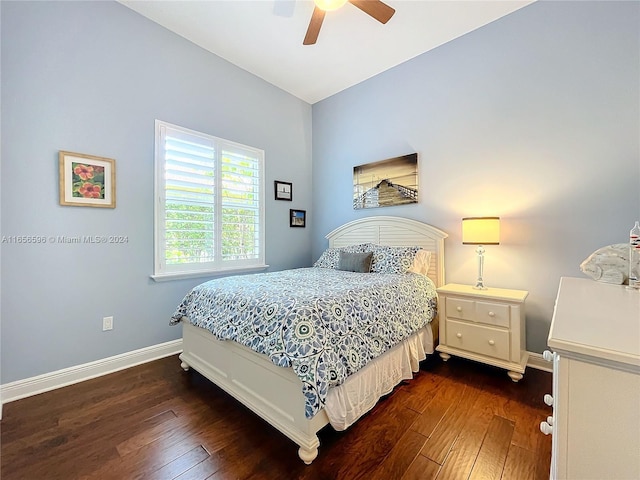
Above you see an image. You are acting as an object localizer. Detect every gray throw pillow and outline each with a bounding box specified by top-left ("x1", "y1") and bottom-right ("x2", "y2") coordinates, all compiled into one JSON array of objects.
[{"x1": 338, "y1": 251, "x2": 373, "y2": 273}]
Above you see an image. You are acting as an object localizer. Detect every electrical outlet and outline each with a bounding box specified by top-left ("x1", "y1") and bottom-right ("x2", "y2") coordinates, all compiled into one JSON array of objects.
[{"x1": 102, "y1": 316, "x2": 113, "y2": 331}]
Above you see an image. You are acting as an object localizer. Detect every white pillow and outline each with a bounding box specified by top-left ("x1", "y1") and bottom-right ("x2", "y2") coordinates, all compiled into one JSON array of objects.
[{"x1": 407, "y1": 249, "x2": 432, "y2": 275}]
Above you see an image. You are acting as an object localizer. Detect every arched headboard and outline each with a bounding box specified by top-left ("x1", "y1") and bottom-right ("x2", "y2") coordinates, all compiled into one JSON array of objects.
[{"x1": 326, "y1": 216, "x2": 448, "y2": 287}]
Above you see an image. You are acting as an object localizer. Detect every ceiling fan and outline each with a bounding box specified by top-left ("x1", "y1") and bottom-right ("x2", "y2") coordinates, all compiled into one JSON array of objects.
[{"x1": 303, "y1": 0, "x2": 396, "y2": 45}]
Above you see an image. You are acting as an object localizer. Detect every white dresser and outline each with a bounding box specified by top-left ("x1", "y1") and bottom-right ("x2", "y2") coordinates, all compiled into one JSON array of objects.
[{"x1": 543, "y1": 277, "x2": 640, "y2": 480}]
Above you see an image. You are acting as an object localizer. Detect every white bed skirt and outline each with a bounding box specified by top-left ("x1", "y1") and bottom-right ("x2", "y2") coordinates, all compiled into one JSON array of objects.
[{"x1": 325, "y1": 325, "x2": 433, "y2": 430}]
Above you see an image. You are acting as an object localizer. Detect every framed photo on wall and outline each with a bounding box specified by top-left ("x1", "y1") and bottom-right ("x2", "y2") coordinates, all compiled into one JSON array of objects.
[
  {"x1": 353, "y1": 153, "x2": 418, "y2": 209},
  {"x1": 290, "y1": 209, "x2": 306, "y2": 228},
  {"x1": 275, "y1": 180, "x2": 292, "y2": 201},
  {"x1": 59, "y1": 151, "x2": 116, "y2": 208}
]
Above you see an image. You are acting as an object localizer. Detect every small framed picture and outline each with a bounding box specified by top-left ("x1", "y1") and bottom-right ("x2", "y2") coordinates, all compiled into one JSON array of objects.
[
  {"x1": 290, "y1": 209, "x2": 306, "y2": 228},
  {"x1": 59, "y1": 151, "x2": 116, "y2": 208},
  {"x1": 275, "y1": 180, "x2": 292, "y2": 201}
]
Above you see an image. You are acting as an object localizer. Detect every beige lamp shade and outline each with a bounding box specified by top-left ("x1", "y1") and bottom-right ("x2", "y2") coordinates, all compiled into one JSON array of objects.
[{"x1": 462, "y1": 217, "x2": 500, "y2": 245}]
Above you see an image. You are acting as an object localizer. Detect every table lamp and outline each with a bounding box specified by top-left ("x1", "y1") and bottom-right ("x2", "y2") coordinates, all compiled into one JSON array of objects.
[{"x1": 462, "y1": 217, "x2": 500, "y2": 289}]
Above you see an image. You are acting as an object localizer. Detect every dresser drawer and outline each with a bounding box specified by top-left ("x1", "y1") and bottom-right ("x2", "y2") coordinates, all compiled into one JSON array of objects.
[
  {"x1": 445, "y1": 297, "x2": 510, "y2": 328},
  {"x1": 445, "y1": 319, "x2": 510, "y2": 361}
]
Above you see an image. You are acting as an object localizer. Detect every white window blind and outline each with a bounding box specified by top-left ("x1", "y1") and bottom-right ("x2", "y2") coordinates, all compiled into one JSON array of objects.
[{"x1": 153, "y1": 120, "x2": 265, "y2": 279}]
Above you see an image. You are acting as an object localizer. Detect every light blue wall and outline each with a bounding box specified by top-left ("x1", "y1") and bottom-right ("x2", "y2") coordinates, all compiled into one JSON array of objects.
[
  {"x1": 1, "y1": 1, "x2": 312, "y2": 383},
  {"x1": 311, "y1": 1, "x2": 640, "y2": 353},
  {"x1": 2, "y1": 0, "x2": 638, "y2": 384}
]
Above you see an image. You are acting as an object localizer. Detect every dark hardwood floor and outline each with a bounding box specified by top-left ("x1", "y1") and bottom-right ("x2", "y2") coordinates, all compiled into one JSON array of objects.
[{"x1": 1, "y1": 353, "x2": 552, "y2": 479}]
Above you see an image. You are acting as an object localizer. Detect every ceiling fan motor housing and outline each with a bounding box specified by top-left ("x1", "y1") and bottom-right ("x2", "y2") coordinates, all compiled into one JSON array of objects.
[{"x1": 304, "y1": 0, "x2": 396, "y2": 45}]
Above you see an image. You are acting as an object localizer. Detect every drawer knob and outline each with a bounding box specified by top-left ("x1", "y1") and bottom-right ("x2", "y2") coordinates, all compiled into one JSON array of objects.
[
  {"x1": 456, "y1": 306, "x2": 462, "y2": 312},
  {"x1": 456, "y1": 333, "x2": 462, "y2": 338},
  {"x1": 543, "y1": 350, "x2": 554, "y2": 362},
  {"x1": 488, "y1": 340, "x2": 495, "y2": 346},
  {"x1": 488, "y1": 311, "x2": 495, "y2": 317},
  {"x1": 543, "y1": 394, "x2": 554, "y2": 406},
  {"x1": 540, "y1": 421, "x2": 553, "y2": 435}
]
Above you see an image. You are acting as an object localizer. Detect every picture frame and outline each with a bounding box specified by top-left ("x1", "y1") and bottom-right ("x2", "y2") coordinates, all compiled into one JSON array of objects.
[
  {"x1": 59, "y1": 151, "x2": 116, "y2": 208},
  {"x1": 274, "y1": 180, "x2": 293, "y2": 201},
  {"x1": 289, "y1": 209, "x2": 306, "y2": 228},
  {"x1": 353, "y1": 153, "x2": 418, "y2": 209}
]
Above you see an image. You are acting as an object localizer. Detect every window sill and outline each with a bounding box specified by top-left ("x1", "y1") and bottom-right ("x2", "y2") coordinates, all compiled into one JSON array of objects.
[{"x1": 150, "y1": 264, "x2": 269, "y2": 282}]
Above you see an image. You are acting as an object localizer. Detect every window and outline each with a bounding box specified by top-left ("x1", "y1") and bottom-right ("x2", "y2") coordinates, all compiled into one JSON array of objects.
[{"x1": 153, "y1": 120, "x2": 265, "y2": 280}]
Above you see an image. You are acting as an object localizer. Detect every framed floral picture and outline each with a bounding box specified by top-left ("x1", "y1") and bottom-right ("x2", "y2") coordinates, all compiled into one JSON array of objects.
[{"x1": 59, "y1": 151, "x2": 116, "y2": 208}]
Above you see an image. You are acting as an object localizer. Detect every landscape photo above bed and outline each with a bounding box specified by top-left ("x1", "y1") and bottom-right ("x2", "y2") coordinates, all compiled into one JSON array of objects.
[{"x1": 353, "y1": 153, "x2": 418, "y2": 209}]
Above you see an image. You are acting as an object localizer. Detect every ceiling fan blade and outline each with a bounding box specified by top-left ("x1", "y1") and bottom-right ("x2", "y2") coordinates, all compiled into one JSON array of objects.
[
  {"x1": 303, "y1": 7, "x2": 326, "y2": 45},
  {"x1": 349, "y1": 0, "x2": 395, "y2": 24}
]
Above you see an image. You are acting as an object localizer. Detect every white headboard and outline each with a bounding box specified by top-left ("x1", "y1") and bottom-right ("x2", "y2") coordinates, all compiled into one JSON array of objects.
[{"x1": 326, "y1": 216, "x2": 448, "y2": 287}]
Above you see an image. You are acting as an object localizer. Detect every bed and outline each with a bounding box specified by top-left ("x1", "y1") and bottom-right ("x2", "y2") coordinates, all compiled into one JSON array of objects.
[{"x1": 172, "y1": 216, "x2": 448, "y2": 464}]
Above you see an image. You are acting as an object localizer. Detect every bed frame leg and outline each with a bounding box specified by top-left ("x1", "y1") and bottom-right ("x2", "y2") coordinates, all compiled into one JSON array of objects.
[
  {"x1": 298, "y1": 445, "x2": 318, "y2": 465},
  {"x1": 178, "y1": 352, "x2": 190, "y2": 371}
]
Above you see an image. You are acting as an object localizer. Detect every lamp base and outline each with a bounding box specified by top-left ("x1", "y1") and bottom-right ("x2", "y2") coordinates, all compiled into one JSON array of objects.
[{"x1": 474, "y1": 246, "x2": 487, "y2": 290}]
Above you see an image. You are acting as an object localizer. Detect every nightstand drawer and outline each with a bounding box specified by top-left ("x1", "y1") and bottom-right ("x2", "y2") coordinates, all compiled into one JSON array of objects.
[
  {"x1": 475, "y1": 301, "x2": 510, "y2": 328},
  {"x1": 445, "y1": 297, "x2": 510, "y2": 328},
  {"x1": 445, "y1": 319, "x2": 510, "y2": 361},
  {"x1": 445, "y1": 297, "x2": 476, "y2": 321}
]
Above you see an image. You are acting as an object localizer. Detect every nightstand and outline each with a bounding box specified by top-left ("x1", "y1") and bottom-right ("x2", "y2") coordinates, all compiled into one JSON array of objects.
[{"x1": 436, "y1": 283, "x2": 529, "y2": 382}]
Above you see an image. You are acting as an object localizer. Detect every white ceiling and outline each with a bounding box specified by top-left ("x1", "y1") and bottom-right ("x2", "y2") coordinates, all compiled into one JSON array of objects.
[{"x1": 119, "y1": 0, "x2": 534, "y2": 104}]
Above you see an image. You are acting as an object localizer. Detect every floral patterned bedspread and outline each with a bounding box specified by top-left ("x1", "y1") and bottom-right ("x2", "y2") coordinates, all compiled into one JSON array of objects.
[{"x1": 171, "y1": 267, "x2": 437, "y2": 419}]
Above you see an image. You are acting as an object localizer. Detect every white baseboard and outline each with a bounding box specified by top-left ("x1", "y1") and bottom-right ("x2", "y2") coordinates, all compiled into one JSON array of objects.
[
  {"x1": 1, "y1": 339, "x2": 183, "y2": 406},
  {"x1": 0, "y1": 343, "x2": 548, "y2": 415},
  {"x1": 526, "y1": 351, "x2": 553, "y2": 372}
]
